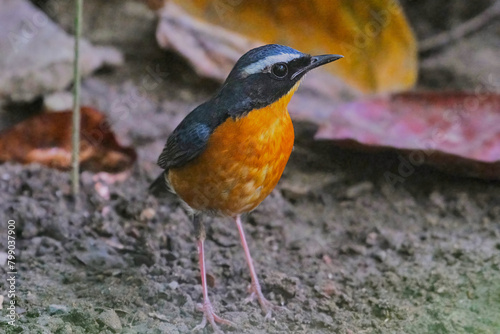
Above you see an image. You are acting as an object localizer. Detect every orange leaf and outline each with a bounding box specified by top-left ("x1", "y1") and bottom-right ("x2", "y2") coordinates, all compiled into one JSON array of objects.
[
  {"x1": 170, "y1": 0, "x2": 417, "y2": 94},
  {"x1": 0, "y1": 107, "x2": 136, "y2": 173}
]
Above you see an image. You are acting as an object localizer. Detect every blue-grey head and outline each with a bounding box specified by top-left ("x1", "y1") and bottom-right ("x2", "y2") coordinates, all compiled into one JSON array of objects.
[{"x1": 216, "y1": 44, "x2": 342, "y2": 112}]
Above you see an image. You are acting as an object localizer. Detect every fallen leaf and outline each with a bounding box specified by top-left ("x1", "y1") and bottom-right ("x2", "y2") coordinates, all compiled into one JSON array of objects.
[
  {"x1": 0, "y1": 107, "x2": 136, "y2": 173},
  {"x1": 315, "y1": 92, "x2": 500, "y2": 179},
  {"x1": 0, "y1": 0, "x2": 123, "y2": 103},
  {"x1": 153, "y1": 0, "x2": 417, "y2": 93},
  {"x1": 206, "y1": 273, "x2": 215, "y2": 288},
  {"x1": 155, "y1": 1, "x2": 259, "y2": 81}
]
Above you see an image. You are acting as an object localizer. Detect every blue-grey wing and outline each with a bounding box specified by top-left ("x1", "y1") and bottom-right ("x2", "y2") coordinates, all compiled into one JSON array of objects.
[{"x1": 157, "y1": 122, "x2": 211, "y2": 169}]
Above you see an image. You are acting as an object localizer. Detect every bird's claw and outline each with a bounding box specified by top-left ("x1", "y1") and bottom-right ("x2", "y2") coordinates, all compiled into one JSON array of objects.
[
  {"x1": 244, "y1": 284, "x2": 285, "y2": 320},
  {"x1": 193, "y1": 302, "x2": 235, "y2": 333},
  {"x1": 243, "y1": 291, "x2": 257, "y2": 304}
]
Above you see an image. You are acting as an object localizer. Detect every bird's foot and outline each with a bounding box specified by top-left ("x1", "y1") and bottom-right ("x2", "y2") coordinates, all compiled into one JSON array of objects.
[
  {"x1": 244, "y1": 284, "x2": 285, "y2": 320},
  {"x1": 193, "y1": 301, "x2": 235, "y2": 333}
]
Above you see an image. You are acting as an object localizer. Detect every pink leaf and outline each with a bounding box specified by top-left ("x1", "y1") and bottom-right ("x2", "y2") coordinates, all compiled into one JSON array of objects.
[{"x1": 315, "y1": 92, "x2": 500, "y2": 179}]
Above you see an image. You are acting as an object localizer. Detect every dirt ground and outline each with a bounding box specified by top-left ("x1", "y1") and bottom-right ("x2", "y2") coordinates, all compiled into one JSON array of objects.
[{"x1": 1, "y1": 1, "x2": 500, "y2": 333}]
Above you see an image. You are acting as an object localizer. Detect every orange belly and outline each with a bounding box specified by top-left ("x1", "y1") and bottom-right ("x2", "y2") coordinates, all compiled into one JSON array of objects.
[{"x1": 168, "y1": 92, "x2": 296, "y2": 216}]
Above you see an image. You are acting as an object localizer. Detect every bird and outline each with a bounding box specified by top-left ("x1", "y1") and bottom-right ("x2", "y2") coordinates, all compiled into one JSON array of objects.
[{"x1": 151, "y1": 44, "x2": 342, "y2": 333}]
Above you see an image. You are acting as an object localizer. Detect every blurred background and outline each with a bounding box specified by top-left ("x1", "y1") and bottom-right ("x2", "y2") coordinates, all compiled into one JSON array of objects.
[{"x1": 0, "y1": 1, "x2": 499, "y2": 333}]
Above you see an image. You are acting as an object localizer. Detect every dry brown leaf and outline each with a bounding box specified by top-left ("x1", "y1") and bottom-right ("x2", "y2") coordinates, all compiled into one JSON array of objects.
[
  {"x1": 0, "y1": 107, "x2": 136, "y2": 173},
  {"x1": 158, "y1": 0, "x2": 416, "y2": 94}
]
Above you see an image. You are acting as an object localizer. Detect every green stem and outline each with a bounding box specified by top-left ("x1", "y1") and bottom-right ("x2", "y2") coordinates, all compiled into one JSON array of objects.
[{"x1": 71, "y1": 0, "x2": 83, "y2": 196}]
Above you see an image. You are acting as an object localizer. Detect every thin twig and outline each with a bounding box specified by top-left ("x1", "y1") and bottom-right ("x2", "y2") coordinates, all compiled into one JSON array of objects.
[
  {"x1": 71, "y1": 0, "x2": 83, "y2": 196},
  {"x1": 419, "y1": 0, "x2": 500, "y2": 53}
]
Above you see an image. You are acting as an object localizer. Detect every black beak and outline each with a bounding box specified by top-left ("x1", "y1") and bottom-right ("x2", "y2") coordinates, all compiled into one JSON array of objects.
[{"x1": 291, "y1": 54, "x2": 343, "y2": 80}]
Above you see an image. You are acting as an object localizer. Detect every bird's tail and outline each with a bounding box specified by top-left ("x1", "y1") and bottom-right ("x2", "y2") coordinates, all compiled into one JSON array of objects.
[{"x1": 149, "y1": 172, "x2": 169, "y2": 196}]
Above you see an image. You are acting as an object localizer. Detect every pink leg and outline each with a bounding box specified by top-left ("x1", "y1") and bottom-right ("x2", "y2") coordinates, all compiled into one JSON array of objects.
[
  {"x1": 235, "y1": 215, "x2": 278, "y2": 319},
  {"x1": 193, "y1": 220, "x2": 235, "y2": 333}
]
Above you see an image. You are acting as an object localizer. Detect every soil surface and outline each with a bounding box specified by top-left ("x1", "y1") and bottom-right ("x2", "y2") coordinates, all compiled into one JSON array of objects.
[{"x1": 1, "y1": 1, "x2": 500, "y2": 333}]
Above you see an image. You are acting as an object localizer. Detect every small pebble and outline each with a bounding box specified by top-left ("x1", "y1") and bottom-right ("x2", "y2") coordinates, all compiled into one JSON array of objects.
[
  {"x1": 98, "y1": 309, "x2": 122, "y2": 333},
  {"x1": 48, "y1": 304, "x2": 68, "y2": 315},
  {"x1": 345, "y1": 181, "x2": 373, "y2": 199},
  {"x1": 366, "y1": 232, "x2": 378, "y2": 246},
  {"x1": 44, "y1": 91, "x2": 73, "y2": 111},
  {"x1": 168, "y1": 281, "x2": 179, "y2": 290},
  {"x1": 140, "y1": 208, "x2": 156, "y2": 220}
]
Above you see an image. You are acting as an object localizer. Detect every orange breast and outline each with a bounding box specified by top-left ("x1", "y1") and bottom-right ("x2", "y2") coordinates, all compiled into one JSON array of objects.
[{"x1": 168, "y1": 85, "x2": 298, "y2": 216}]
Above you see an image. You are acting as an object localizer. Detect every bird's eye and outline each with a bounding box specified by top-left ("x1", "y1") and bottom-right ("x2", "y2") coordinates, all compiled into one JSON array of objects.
[{"x1": 271, "y1": 63, "x2": 288, "y2": 78}]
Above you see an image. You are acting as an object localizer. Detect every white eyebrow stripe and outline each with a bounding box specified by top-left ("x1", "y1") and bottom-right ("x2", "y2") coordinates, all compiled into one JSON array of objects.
[{"x1": 242, "y1": 53, "x2": 302, "y2": 75}]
